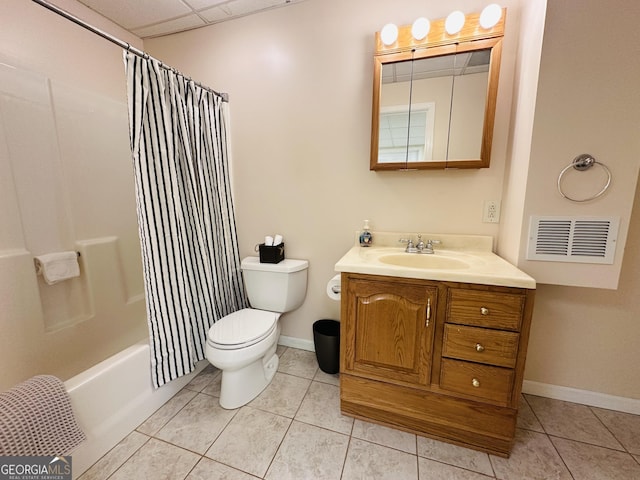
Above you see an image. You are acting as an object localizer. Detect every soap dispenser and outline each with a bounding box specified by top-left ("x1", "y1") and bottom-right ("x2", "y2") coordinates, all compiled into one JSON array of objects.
[{"x1": 359, "y1": 220, "x2": 373, "y2": 247}]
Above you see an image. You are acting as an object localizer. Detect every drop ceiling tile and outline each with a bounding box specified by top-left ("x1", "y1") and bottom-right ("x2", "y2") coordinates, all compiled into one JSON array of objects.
[
  {"x1": 77, "y1": 0, "x2": 192, "y2": 29},
  {"x1": 223, "y1": 0, "x2": 285, "y2": 16},
  {"x1": 198, "y1": 6, "x2": 233, "y2": 23},
  {"x1": 132, "y1": 14, "x2": 206, "y2": 38},
  {"x1": 183, "y1": 0, "x2": 230, "y2": 10}
]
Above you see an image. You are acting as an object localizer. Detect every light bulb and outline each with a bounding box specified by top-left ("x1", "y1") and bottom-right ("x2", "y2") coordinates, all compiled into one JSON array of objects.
[
  {"x1": 445, "y1": 10, "x2": 465, "y2": 35},
  {"x1": 480, "y1": 3, "x2": 502, "y2": 29},
  {"x1": 380, "y1": 23, "x2": 399, "y2": 46},
  {"x1": 411, "y1": 17, "x2": 431, "y2": 41}
]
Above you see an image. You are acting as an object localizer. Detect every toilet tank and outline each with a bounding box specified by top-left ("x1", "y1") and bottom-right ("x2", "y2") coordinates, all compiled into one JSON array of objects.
[{"x1": 241, "y1": 257, "x2": 309, "y2": 313}]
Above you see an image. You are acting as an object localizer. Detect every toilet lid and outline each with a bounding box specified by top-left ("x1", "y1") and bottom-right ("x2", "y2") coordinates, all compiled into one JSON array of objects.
[{"x1": 208, "y1": 308, "x2": 278, "y2": 348}]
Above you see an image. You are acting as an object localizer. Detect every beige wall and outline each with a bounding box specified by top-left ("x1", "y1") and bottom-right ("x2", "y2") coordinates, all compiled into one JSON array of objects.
[
  {"x1": 145, "y1": 0, "x2": 521, "y2": 346},
  {"x1": 0, "y1": 0, "x2": 147, "y2": 390},
  {"x1": 514, "y1": 0, "x2": 640, "y2": 290},
  {"x1": 513, "y1": 0, "x2": 640, "y2": 399},
  {"x1": 146, "y1": 0, "x2": 640, "y2": 402},
  {"x1": 2, "y1": 0, "x2": 638, "y2": 404}
]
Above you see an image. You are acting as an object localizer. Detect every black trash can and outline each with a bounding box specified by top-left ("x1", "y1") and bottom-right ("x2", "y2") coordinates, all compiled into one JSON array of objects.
[{"x1": 313, "y1": 319, "x2": 340, "y2": 374}]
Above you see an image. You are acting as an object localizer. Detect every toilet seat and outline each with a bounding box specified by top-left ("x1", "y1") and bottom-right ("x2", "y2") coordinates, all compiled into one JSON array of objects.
[{"x1": 207, "y1": 309, "x2": 278, "y2": 350}]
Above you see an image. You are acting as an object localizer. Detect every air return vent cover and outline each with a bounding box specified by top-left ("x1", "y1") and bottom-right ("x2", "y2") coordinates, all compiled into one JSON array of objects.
[{"x1": 527, "y1": 216, "x2": 619, "y2": 264}]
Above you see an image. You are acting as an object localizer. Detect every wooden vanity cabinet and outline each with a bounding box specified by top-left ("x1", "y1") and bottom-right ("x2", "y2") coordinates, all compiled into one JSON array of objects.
[{"x1": 340, "y1": 273, "x2": 535, "y2": 457}]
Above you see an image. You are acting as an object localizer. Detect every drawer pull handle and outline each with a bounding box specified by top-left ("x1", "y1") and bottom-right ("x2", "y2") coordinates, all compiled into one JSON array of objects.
[
  {"x1": 425, "y1": 298, "x2": 431, "y2": 327},
  {"x1": 480, "y1": 307, "x2": 489, "y2": 316},
  {"x1": 472, "y1": 378, "x2": 481, "y2": 388},
  {"x1": 475, "y1": 343, "x2": 485, "y2": 352}
]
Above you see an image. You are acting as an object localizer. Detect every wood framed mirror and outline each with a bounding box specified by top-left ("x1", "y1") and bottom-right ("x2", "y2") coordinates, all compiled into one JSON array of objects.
[{"x1": 370, "y1": 9, "x2": 505, "y2": 170}]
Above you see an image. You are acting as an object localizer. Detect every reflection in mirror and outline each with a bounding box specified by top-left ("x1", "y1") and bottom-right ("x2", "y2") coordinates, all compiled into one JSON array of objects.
[
  {"x1": 378, "y1": 104, "x2": 435, "y2": 163},
  {"x1": 378, "y1": 60, "x2": 413, "y2": 163},
  {"x1": 447, "y1": 48, "x2": 490, "y2": 160},
  {"x1": 370, "y1": 9, "x2": 505, "y2": 171}
]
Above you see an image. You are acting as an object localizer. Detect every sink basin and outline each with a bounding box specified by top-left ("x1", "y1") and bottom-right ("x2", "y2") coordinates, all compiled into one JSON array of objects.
[{"x1": 379, "y1": 254, "x2": 470, "y2": 270}]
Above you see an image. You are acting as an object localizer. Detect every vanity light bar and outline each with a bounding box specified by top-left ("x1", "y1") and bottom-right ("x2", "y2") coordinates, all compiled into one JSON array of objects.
[{"x1": 376, "y1": 4, "x2": 504, "y2": 53}]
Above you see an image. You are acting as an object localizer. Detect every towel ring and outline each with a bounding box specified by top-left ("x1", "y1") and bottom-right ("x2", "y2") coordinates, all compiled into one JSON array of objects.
[{"x1": 557, "y1": 154, "x2": 611, "y2": 202}]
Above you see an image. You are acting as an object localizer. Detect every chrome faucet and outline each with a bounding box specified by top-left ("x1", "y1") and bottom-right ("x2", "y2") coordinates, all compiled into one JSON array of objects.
[
  {"x1": 401, "y1": 234, "x2": 441, "y2": 254},
  {"x1": 399, "y1": 237, "x2": 418, "y2": 253},
  {"x1": 398, "y1": 234, "x2": 440, "y2": 253},
  {"x1": 418, "y1": 239, "x2": 440, "y2": 254}
]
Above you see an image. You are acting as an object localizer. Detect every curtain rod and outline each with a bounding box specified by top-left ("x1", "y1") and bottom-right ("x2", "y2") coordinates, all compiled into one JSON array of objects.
[{"x1": 31, "y1": 0, "x2": 229, "y2": 102}]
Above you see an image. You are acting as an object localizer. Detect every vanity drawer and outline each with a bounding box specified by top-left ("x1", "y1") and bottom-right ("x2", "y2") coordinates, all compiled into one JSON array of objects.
[
  {"x1": 440, "y1": 358, "x2": 514, "y2": 405},
  {"x1": 448, "y1": 289, "x2": 524, "y2": 331},
  {"x1": 442, "y1": 324, "x2": 519, "y2": 368}
]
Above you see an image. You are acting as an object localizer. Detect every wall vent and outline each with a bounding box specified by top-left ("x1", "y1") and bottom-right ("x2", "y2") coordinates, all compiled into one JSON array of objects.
[{"x1": 527, "y1": 216, "x2": 619, "y2": 264}]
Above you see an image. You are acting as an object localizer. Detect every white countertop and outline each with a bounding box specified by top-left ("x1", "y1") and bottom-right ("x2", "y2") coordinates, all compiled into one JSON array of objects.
[{"x1": 334, "y1": 232, "x2": 536, "y2": 289}]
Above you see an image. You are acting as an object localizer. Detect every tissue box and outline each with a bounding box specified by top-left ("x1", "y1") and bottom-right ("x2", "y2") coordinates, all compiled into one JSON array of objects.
[{"x1": 259, "y1": 243, "x2": 285, "y2": 264}]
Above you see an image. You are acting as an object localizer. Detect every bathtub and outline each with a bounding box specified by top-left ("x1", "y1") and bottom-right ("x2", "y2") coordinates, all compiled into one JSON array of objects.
[{"x1": 65, "y1": 340, "x2": 207, "y2": 478}]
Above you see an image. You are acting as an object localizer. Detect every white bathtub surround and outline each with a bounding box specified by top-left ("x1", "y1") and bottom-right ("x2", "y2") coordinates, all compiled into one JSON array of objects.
[
  {"x1": 65, "y1": 341, "x2": 206, "y2": 478},
  {"x1": 124, "y1": 53, "x2": 247, "y2": 388}
]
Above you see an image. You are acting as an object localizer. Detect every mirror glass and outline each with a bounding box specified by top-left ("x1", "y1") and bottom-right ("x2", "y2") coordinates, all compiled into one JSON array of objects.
[{"x1": 370, "y1": 15, "x2": 504, "y2": 171}]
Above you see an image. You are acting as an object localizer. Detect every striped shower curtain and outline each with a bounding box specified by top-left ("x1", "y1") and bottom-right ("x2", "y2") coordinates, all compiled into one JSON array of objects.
[{"x1": 124, "y1": 52, "x2": 248, "y2": 388}]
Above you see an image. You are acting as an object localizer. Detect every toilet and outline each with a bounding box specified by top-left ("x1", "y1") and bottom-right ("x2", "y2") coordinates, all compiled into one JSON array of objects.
[{"x1": 205, "y1": 256, "x2": 309, "y2": 409}]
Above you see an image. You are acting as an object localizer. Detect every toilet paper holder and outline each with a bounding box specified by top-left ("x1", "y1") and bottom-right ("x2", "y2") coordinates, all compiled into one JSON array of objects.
[{"x1": 326, "y1": 274, "x2": 342, "y2": 301}]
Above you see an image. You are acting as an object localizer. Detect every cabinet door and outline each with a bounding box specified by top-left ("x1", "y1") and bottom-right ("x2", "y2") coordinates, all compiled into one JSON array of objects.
[{"x1": 344, "y1": 277, "x2": 436, "y2": 386}]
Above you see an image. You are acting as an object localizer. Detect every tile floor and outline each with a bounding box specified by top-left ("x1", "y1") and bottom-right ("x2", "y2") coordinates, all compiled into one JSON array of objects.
[{"x1": 80, "y1": 347, "x2": 640, "y2": 480}]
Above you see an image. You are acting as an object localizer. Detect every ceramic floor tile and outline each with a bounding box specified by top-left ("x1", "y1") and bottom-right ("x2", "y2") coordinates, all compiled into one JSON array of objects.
[
  {"x1": 185, "y1": 364, "x2": 220, "y2": 392},
  {"x1": 248, "y1": 372, "x2": 311, "y2": 418},
  {"x1": 342, "y1": 437, "x2": 419, "y2": 480},
  {"x1": 591, "y1": 406, "x2": 640, "y2": 455},
  {"x1": 186, "y1": 457, "x2": 259, "y2": 479},
  {"x1": 201, "y1": 372, "x2": 222, "y2": 398},
  {"x1": 264, "y1": 420, "x2": 349, "y2": 480},
  {"x1": 418, "y1": 457, "x2": 495, "y2": 479},
  {"x1": 417, "y1": 436, "x2": 493, "y2": 476},
  {"x1": 79, "y1": 347, "x2": 640, "y2": 480},
  {"x1": 525, "y1": 395, "x2": 624, "y2": 450},
  {"x1": 294, "y1": 381, "x2": 353, "y2": 434},
  {"x1": 516, "y1": 395, "x2": 544, "y2": 433},
  {"x1": 108, "y1": 438, "x2": 200, "y2": 480},
  {"x1": 313, "y1": 368, "x2": 340, "y2": 386},
  {"x1": 155, "y1": 393, "x2": 237, "y2": 454},
  {"x1": 551, "y1": 436, "x2": 640, "y2": 480},
  {"x1": 205, "y1": 406, "x2": 291, "y2": 477},
  {"x1": 352, "y1": 419, "x2": 417, "y2": 454},
  {"x1": 79, "y1": 431, "x2": 149, "y2": 480},
  {"x1": 277, "y1": 348, "x2": 319, "y2": 379},
  {"x1": 489, "y1": 428, "x2": 572, "y2": 480},
  {"x1": 136, "y1": 388, "x2": 198, "y2": 435}
]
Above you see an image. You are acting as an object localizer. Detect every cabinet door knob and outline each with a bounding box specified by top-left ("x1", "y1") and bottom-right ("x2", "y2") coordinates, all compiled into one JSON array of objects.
[
  {"x1": 480, "y1": 307, "x2": 489, "y2": 315},
  {"x1": 475, "y1": 343, "x2": 485, "y2": 352},
  {"x1": 472, "y1": 378, "x2": 481, "y2": 388}
]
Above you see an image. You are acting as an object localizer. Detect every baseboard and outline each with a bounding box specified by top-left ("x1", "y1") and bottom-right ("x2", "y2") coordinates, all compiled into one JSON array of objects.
[
  {"x1": 522, "y1": 380, "x2": 640, "y2": 415},
  {"x1": 278, "y1": 335, "x2": 315, "y2": 352}
]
